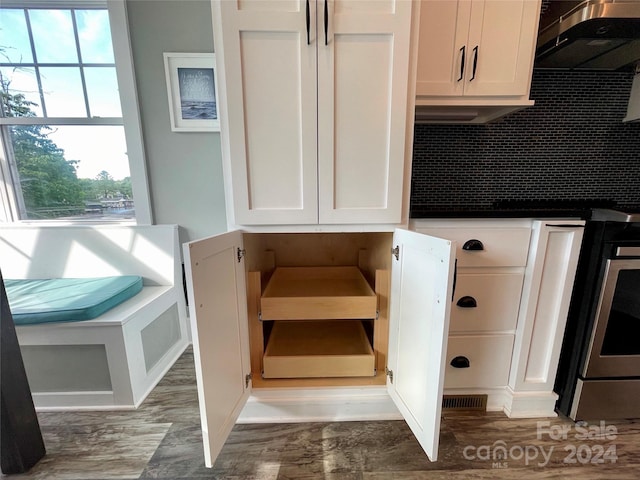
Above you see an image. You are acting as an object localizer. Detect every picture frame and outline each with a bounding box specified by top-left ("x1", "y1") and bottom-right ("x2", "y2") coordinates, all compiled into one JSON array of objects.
[{"x1": 163, "y1": 52, "x2": 220, "y2": 132}]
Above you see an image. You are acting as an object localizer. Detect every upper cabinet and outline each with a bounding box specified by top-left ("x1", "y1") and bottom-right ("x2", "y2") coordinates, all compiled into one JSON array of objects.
[
  {"x1": 212, "y1": 0, "x2": 413, "y2": 227},
  {"x1": 415, "y1": 0, "x2": 541, "y2": 123}
]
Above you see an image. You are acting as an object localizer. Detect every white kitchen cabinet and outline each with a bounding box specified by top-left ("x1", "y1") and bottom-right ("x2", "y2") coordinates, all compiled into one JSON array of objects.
[
  {"x1": 212, "y1": 0, "x2": 413, "y2": 226},
  {"x1": 184, "y1": 218, "x2": 584, "y2": 467},
  {"x1": 506, "y1": 220, "x2": 585, "y2": 417},
  {"x1": 415, "y1": 0, "x2": 541, "y2": 122},
  {"x1": 184, "y1": 229, "x2": 455, "y2": 466},
  {"x1": 412, "y1": 219, "x2": 531, "y2": 410},
  {"x1": 411, "y1": 218, "x2": 585, "y2": 416}
]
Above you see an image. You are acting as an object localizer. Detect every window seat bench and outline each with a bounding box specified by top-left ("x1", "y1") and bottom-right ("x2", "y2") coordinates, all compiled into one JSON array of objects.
[{"x1": 0, "y1": 225, "x2": 189, "y2": 411}]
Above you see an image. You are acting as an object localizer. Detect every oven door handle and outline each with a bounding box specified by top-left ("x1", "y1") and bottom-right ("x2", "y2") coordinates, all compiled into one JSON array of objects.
[{"x1": 545, "y1": 224, "x2": 586, "y2": 228}]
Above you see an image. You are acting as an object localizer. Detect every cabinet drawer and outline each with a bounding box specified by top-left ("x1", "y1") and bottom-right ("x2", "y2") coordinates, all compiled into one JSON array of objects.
[
  {"x1": 413, "y1": 227, "x2": 531, "y2": 267},
  {"x1": 263, "y1": 320, "x2": 375, "y2": 379},
  {"x1": 444, "y1": 335, "x2": 514, "y2": 388},
  {"x1": 450, "y1": 273, "x2": 524, "y2": 333},
  {"x1": 261, "y1": 266, "x2": 377, "y2": 320}
]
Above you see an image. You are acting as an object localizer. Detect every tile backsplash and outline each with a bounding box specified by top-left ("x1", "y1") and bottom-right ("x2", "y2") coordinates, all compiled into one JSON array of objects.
[{"x1": 411, "y1": 70, "x2": 640, "y2": 213}]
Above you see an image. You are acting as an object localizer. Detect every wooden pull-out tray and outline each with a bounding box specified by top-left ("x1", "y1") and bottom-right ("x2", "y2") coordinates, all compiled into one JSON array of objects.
[
  {"x1": 260, "y1": 266, "x2": 377, "y2": 320},
  {"x1": 263, "y1": 320, "x2": 375, "y2": 379}
]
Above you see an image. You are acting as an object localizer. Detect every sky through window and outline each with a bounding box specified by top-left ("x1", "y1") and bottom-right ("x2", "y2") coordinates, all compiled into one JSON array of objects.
[{"x1": 0, "y1": 7, "x2": 129, "y2": 180}]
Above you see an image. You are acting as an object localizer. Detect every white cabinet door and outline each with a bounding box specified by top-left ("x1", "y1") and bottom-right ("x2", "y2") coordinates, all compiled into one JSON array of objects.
[
  {"x1": 317, "y1": 0, "x2": 412, "y2": 224},
  {"x1": 387, "y1": 228, "x2": 456, "y2": 461},
  {"x1": 183, "y1": 230, "x2": 251, "y2": 467},
  {"x1": 416, "y1": 0, "x2": 539, "y2": 98},
  {"x1": 415, "y1": 0, "x2": 471, "y2": 97},
  {"x1": 464, "y1": 0, "x2": 540, "y2": 96},
  {"x1": 215, "y1": 0, "x2": 411, "y2": 226},
  {"x1": 215, "y1": 1, "x2": 318, "y2": 225}
]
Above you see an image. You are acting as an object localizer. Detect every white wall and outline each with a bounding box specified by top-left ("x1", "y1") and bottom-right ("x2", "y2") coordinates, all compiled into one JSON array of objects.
[{"x1": 126, "y1": 0, "x2": 227, "y2": 243}]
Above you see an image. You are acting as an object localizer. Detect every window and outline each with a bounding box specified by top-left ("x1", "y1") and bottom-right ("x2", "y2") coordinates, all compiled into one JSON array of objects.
[{"x1": 0, "y1": 0, "x2": 150, "y2": 223}]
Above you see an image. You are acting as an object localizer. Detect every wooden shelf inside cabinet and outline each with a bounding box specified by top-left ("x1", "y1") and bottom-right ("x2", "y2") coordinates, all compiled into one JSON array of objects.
[
  {"x1": 260, "y1": 266, "x2": 377, "y2": 320},
  {"x1": 263, "y1": 320, "x2": 376, "y2": 379}
]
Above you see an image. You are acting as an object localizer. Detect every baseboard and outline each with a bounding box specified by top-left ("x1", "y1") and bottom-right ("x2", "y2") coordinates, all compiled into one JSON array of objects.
[
  {"x1": 237, "y1": 386, "x2": 402, "y2": 423},
  {"x1": 502, "y1": 387, "x2": 559, "y2": 418},
  {"x1": 33, "y1": 391, "x2": 133, "y2": 412},
  {"x1": 237, "y1": 386, "x2": 560, "y2": 423}
]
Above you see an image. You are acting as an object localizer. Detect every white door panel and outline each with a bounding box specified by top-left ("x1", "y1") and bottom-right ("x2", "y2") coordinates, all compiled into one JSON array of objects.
[
  {"x1": 416, "y1": 0, "x2": 471, "y2": 96},
  {"x1": 183, "y1": 230, "x2": 251, "y2": 467},
  {"x1": 464, "y1": 0, "x2": 539, "y2": 96},
  {"x1": 218, "y1": 1, "x2": 318, "y2": 225},
  {"x1": 317, "y1": 0, "x2": 411, "y2": 224},
  {"x1": 387, "y1": 228, "x2": 455, "y2": 461}
]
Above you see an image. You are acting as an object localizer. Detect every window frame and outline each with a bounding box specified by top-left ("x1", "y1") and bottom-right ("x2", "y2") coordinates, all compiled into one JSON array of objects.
[{"x1": 0, "y1": 0, "x2": 152, "y2": 224}]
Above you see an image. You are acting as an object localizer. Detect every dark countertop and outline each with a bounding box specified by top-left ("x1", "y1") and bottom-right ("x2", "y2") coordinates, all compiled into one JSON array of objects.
[
  {"x1": 410, "y1": 207, "x2": 593, "y2": 220},
  {"x1": 409, "y1": 200, "x2": 623, "y2": 220}
]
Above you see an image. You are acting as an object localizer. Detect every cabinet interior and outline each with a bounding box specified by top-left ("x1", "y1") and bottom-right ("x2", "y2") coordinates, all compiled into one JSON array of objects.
[{"x1": 243, "y1": 232, "x2": 393, "y2": 388}]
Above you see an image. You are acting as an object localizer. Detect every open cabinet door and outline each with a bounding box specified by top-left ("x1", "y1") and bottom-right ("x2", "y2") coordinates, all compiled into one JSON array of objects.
[
  {"x1": 387, "y1": 229, "x2": 456, "y2": 461},
  {"x1": 183, "y1": 230, "x2": 251, "y2": 467}
]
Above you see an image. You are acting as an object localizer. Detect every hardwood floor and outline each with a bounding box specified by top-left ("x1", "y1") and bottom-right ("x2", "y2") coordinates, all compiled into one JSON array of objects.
[{"x1": 5, "y1": 348, "x2": 640, "y2": 479}]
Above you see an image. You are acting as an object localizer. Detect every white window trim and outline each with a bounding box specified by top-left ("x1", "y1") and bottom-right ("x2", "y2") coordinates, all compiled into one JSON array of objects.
[
  {"x1": 0, "y1": 130, "x2": 19, "y2": 222},
  {"x1": 0, "y1": 0, "x2": 153, "y2": 225},
  {"x1": 107, "y1": 0, "x2": 152, "y2": 225}
]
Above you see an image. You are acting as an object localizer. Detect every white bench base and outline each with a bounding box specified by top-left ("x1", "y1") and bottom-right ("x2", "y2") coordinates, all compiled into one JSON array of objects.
[
  {"x1": 1, "y1": 224, "x2": 188, "y2": 411},
  {"x1": 16, "y1": 286, "x2": 188, "y2": 411}
]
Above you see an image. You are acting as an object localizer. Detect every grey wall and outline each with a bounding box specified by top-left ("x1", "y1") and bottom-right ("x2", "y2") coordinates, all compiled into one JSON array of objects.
[{"x1": 126, "y1": 0, "x2": 227, "y2": 243}]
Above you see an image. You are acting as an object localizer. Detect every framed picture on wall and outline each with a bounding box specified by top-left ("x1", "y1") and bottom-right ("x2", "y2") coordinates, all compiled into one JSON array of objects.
[{"x1": 163, "y1": 52, "x2": 220, "y2": 132}]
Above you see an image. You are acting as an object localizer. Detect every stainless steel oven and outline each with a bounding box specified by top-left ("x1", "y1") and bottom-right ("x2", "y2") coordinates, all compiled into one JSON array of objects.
[
  {"x1": 555, "y1": 208, "x2": 640, "y2": 420},
  {"x1": 584, "y1": 255, "x2": 640, "y2": 378}
]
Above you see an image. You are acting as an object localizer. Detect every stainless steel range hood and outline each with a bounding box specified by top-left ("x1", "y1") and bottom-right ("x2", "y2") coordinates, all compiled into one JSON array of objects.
[{"x1": 536, "y1": 0, "x2": 640, "y2": 70}]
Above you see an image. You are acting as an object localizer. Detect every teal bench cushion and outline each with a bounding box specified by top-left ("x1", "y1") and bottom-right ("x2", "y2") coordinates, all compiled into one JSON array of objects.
[{"x1": 5, "y1": 276, "x2": 144, "y2": 325}]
